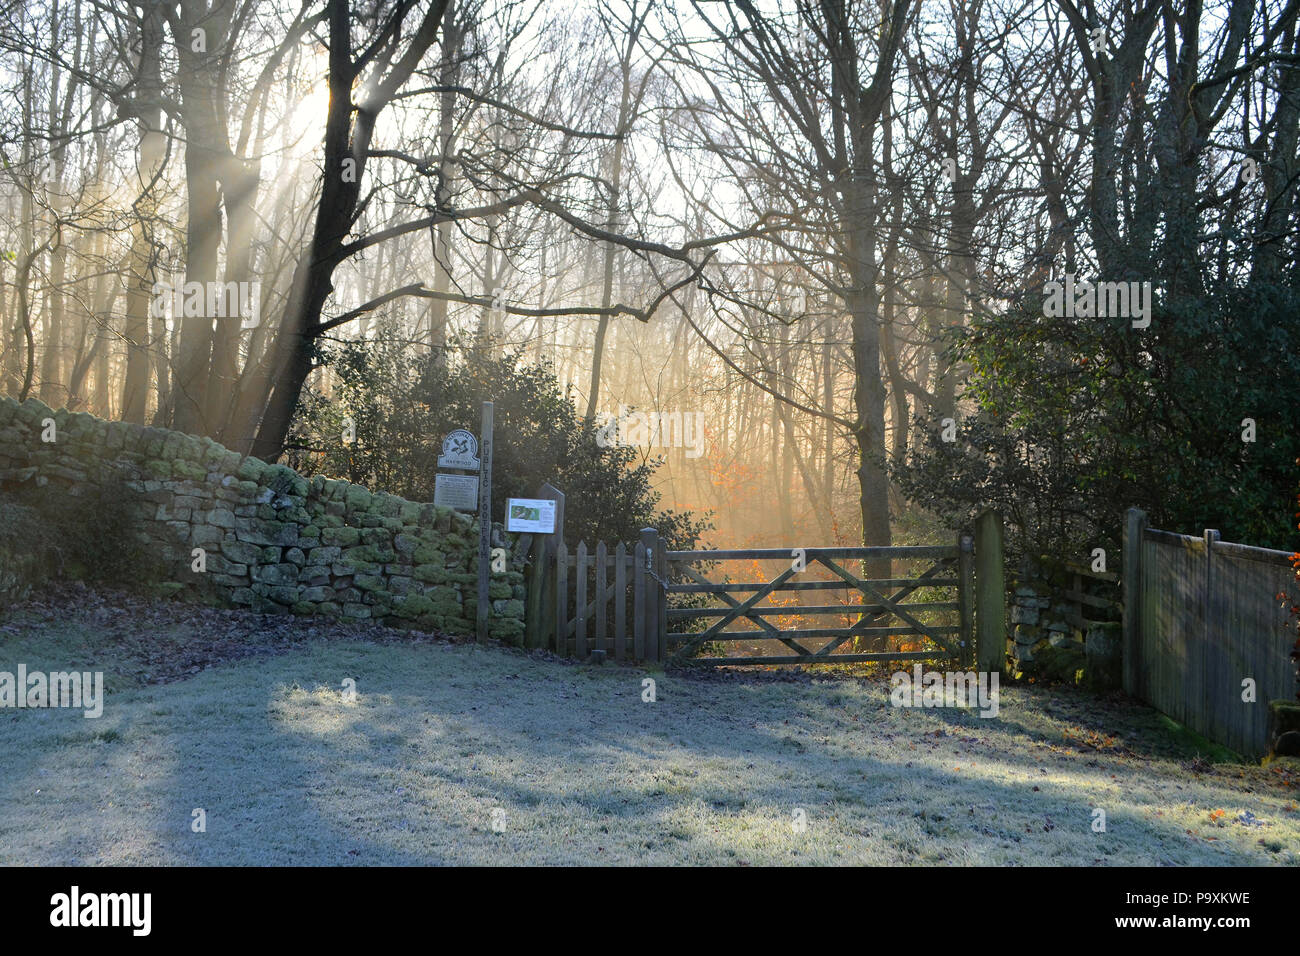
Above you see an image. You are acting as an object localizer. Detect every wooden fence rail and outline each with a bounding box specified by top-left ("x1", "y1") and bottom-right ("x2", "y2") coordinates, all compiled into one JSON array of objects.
[
  {"x1": 1123, "y1": 507, "x2": 1296, "y2": 757},
  {"x1": 1031, "y1": 556, "x2": 1123, "y2": 628}
]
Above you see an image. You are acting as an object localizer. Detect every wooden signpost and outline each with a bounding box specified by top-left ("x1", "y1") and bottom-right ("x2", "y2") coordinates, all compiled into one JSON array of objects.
[
  {"x1": 974, "y1": 508, "x2": 1006, "y2": 674},
  {"x1": 476, "y1": 402, "x2": 494, "y2": 642},
  {"x1": 432, "y1": 408, "x2": 493, "y2": 642}
]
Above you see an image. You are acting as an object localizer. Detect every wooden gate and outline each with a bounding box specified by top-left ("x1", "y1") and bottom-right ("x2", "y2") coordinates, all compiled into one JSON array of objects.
[
  {"x1": 525, "y1": 528, "x2": 668, "y2": 662},
  {"x1": 522, "y1": 511, "x2": 1005, "y2": 669},
  {"x1": 665, "y1": 542, "x2": 973, "y2": 666}
]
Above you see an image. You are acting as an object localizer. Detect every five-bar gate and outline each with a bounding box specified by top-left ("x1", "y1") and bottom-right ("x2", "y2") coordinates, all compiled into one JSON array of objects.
[{"x1": 666, "y1": 543, "x2": 973, "y2": 666}]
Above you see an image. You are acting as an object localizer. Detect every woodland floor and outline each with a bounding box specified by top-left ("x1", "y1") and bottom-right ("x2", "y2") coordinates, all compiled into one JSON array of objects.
[{"x1": 1, "y1": 582, "x2": 1298, "y2": 866}]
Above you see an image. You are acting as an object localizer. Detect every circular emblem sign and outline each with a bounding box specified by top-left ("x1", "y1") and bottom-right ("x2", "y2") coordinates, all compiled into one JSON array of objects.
[
  {"x1": 438, "y1": 428, "x2": 481, "y2": 469},
  {"x1": 443, "y1": 429, "x2": 478, "y2": 459}
]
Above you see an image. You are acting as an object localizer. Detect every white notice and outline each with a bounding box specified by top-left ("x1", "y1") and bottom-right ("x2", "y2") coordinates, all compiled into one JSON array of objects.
[
  {"x1": 434, "y1": 473, "x2": 479, "y2": 512},
  {"x1": 506, "y1": 498, "x2": 557, "y2": 534}
]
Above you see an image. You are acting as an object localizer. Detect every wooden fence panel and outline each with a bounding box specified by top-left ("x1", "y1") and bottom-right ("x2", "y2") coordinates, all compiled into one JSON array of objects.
[
  {"x1": 1209, "y1": 545, "x2": 1295, "y2": 755},
  {"x1": 1141, "y1": 531, "x2": 1204, "y2": 731},
  {"x1": 1130, "y1": 515, "x2": 1295, "y2": 757}
]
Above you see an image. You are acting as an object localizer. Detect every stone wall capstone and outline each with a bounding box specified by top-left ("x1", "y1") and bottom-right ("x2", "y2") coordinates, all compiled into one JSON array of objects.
[{"x1": 0, "y1": 396, "x2": 526, "y2": 641}]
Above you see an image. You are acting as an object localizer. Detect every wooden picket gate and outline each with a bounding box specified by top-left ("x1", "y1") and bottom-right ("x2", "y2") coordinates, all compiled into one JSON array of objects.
[
  {"x1": 523, "y1": 528, "x2": 667, "y2": 662},
  {"x1": 523, "y1": 512, "x2": 1006, "y2": 668}
]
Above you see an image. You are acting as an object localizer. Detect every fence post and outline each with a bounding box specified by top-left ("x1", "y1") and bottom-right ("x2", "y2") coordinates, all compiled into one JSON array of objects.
[
  {"x1": 1121, "y1": 507, "x2": 1147, "y2": 696},
  {"x1": 476, "y1": 401, "x2": 494, "y2": 643},
  {"x1": 958, "y1": 532, "x2": 975, "y2": 666},
  {"x1": 974, "y1": 509, "x2": 1005, "y2": 675},
  {"x1": 535, "y1": 483, "x2": 564, "y2": 650},
  {"x1": 1203, "y1": 527, "x2": 1220, "y2": 736},
  {"x1": 640, "y1": 528, "x2": 659, "y2": 663},
  {"x1": 526, "y1": 537, "x2": 546, "y2": 648}
]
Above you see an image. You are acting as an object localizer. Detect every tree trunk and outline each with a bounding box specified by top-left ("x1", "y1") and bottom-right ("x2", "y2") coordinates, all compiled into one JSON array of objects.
[
  {"x1": 584, "y1": 11, "x2": 640, "y2": 421},
  {"x1": 207, "y1": 157, "x2": 260, "y2": 433},
  {"x1": 426, "y1": 1, "x2": 460, "y2": 362},
  {"x1": 122, "y1": 6, "x2": 164, "y2": 423}
]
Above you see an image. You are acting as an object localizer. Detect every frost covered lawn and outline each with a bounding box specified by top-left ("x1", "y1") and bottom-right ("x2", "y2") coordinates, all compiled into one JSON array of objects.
[{"x1": 2, "y1": 585, "x2": 1298, "y2": 866}]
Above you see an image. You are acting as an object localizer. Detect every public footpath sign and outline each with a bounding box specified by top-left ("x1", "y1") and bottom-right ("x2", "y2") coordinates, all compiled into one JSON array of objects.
[{"x1": 476, "y1": 403, "x2": 494, "y2": 641}]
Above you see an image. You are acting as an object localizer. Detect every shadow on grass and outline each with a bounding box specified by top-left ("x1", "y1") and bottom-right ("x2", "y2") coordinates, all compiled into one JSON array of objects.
[{"x1": 0, "y1": 638, "x2": 1285, "y2": 865}]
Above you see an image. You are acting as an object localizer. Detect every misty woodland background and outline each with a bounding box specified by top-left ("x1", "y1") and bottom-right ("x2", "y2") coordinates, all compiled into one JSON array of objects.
[{"x1": 1, "y1": 0, "x2": 1298, "y2": 561}]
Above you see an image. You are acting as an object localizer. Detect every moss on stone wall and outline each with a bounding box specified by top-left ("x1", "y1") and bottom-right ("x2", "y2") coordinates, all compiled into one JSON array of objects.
[{"x1": 0, "y1": 396, "x2": 525, "y2": 641}]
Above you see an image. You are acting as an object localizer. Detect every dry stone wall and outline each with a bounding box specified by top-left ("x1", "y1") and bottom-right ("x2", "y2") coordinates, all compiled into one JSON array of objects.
[
  {"x1": 0, "y1": 396, "x2": 525, "y2": 641},
  {"x1": 1007, "y1": 554, "x2": 1121, "y2": 688}
]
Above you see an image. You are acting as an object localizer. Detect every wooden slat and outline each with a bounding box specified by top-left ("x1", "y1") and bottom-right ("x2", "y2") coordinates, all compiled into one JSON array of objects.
[
  {"x1": 666, "y1": 577, "x2": 958, "y2": 593},
  {"x1": 633, "y1": 541, "x2": 646, "y2": 660},
  {"x1": 668, "y1": 546, "x2": 956, "y2": 561},
  {"x1": 565, "y1": 596, "x2": 607, "y2": 638},
  {"x1": 555, "y1": 539, "x2": 569, "y2": 657},
  {"x1": 1057, "y1": 557, "x2": 1120, "y2": 582},
  {"x1": 1210, "y1": 540, "x2": 1294, "y2": 565},
  {"x1": 575, "y1": 541, "x2": 588, "y2": 659},
  {"x1": 667, "y1": 602, "x2": 959, "y2": 618},
  {"x1": 595, "y1": 540, "x2": 607, "y2": 654},
  {"x1": 615, "y1": 542, "x2": 627, "y2": 661},
  {"x1": 675, "y1": 563, "x2": 800, "y2": 657},
  {"x1": 1057, "y1": 587, "x2": 1121, "y2": 610},
  {"x1": 670, "y1": 625, "x2": 961, "y2": 642},
  {"x1": 675, "y1": 564, "x2": 809, "y2": 657},
  {"x1": 816, "y1": 555, "x2": 957, "y2": 653},
  {"x1": 656, "y1": 539, "x2": 668, "y2": 662},
  {"x1": 687, "y1": 651, "x2": 949, "y2": 666},
  {"x1": 794, "y1": 560, "x2": 964, "y2": 659},
  {"x1": 561, "y1": 554, "x2": 635, "y2": 569},
  {"x1": 1143, "y1": 527, "x2": 1206, "y2": 549}
]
